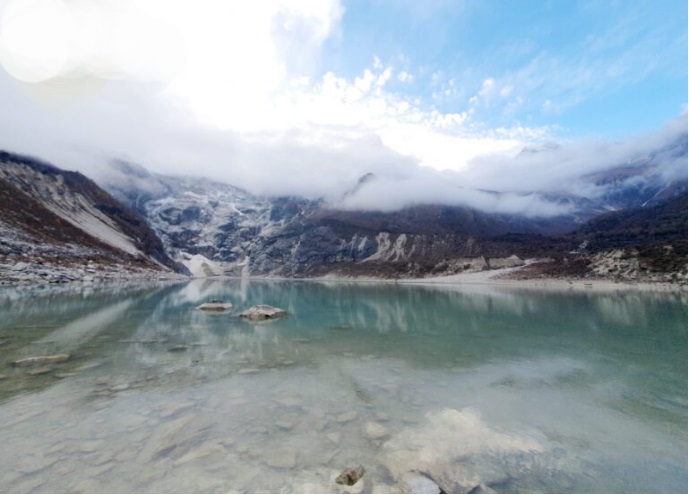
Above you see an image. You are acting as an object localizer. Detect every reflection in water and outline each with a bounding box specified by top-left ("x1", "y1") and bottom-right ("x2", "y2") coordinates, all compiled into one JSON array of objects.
[{"x1": 0, "y1": 280, "x2": 685, "y2": 493}]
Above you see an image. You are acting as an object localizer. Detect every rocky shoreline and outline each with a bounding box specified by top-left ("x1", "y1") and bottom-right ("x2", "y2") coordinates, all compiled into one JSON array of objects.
[{"x1": 1, "y1": 256, "x2": 685, "y2": 293}]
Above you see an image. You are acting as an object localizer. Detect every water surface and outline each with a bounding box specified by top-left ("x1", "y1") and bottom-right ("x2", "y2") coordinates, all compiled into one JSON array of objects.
[{"x1": 0, "y1": 280, "x2": 686, "y2": 493}]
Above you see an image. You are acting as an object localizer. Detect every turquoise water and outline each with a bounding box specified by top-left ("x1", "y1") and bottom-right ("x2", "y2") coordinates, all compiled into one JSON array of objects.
[{"x1": 0, "y1": 280, "x2": 686, "y2": 493}]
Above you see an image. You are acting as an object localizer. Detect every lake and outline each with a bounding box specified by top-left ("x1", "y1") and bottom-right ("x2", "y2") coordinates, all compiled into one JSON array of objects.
[{"x1": 0, "y1": 280, "x2": 686, "y2": 493}]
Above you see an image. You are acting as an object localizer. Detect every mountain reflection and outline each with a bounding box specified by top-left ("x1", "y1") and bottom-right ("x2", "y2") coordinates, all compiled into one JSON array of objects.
[{"x1": 0, "y1": 280, "x2": 686, "y2": 403}]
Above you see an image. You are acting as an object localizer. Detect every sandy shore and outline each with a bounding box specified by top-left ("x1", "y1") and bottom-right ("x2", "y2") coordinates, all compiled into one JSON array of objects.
[{"x1": 399, "y1": 265, "x2": 686, "y2": 293}]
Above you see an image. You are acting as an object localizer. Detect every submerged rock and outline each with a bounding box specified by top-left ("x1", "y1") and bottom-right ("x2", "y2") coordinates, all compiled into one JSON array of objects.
[
  {"x1": 197, "y1": 300, "x2": 233, "y2": 312},
  {"x1": 335, "y1": 411, "x2": 358, "y2": 424},
  {"x1": 238, "y1": 305, "x2": 288, "y2": 321},
  {"x1": 26, "y1": 366, "x2": 53, "y2": 376},
  {"x1": 364, "y1": 421, "x2": 390, "y2": 441},
  {"x1": 10, "y1": 354, "x2": 70, "y2": 367},
  {"x1": 264, "y1": 449, "x2": 297, "y2": 469},
  {"x1": 336, "y1": 466, "x2": 365, "y2": 486},
  {"x1": 469, "y1": 483, "x2": 497, "y2": 494},
  {"x1": 401, "y1": 472, "x2": 441, "y2": 494}
]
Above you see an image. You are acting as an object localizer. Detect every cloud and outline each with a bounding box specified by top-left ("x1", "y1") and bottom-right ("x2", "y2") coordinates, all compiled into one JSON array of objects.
[
  {"x1": 459, "y1": 113, "x2": 688, "y2": 195},
  {"x1": 0, "y1": 0, "x2": 684, "y2": 221}
]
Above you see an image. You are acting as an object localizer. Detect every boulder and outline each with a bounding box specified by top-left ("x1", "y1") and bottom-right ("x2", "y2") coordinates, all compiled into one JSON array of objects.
[
  {"x1": 196, "y1": 300, "x2": 233, "y2": 311},
  {"x1": 238, "y1": 304, "x2": 288, "y2": 320}
]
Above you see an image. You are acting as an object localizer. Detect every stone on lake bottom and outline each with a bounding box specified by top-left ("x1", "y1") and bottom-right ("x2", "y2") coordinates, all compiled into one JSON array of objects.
[
  {"x1": 265, "y1": 449, "x2": 297, "y2": 469},
  {"x1": 27, "y1": 367, "x2": 53, "y2": 376},
  {"x1": 11, "y1": 354, "x2": 70, "y2": 367},
  {"x1": 335, "y1": 411, "x2": 358, "y2": 423},
  {"x1": 336, "y1": 465, "x2": 365, "y2": 486},
  {"x1": 197, "y1": 301, "x2": 233, "y2": 312},
  {"x1": 238, "y1": 305, "x2": 288, "y2": 321},
  {"x1": 364, "y1": 421, "x2": 390, "y2": 441},
  {"x1": 469, "y1": 483, "x2": 497, "y2": 494},
  {"x1": 401, "y1": 472, "x2": 441, "y2": 494}
]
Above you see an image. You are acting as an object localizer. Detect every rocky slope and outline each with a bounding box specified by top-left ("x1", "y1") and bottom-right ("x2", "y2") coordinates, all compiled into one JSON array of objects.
[
  {"x1": 504, "y1": 194, "x2": 688, "y2": 284},
  {"x1": 0, "y1": 151, "x2": 185, "y2": 284}
]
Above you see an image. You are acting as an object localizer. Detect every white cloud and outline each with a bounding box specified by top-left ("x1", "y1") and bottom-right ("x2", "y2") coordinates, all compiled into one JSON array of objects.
[
  {"x1": 0, "y1": 0, "x2": 684, "y2": 221},
  {"x1": 397, "y1": 70, "x2": 413, "y2": 83}
]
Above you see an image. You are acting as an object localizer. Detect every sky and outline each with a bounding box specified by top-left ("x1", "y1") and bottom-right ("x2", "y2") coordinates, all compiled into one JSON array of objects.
[{"x1": 0, "y1": 0, "x2": 686, "y2": 216}]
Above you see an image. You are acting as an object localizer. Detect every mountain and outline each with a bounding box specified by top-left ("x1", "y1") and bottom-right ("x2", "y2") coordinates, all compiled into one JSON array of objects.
[
  {"x1": 98, "y1": 128, "x2": 686, "y2": 280},
  {"x1": 0, "y1": 151, "x2": 185, "y2": 283},
  {"x1": 3, "y1": 129, "x2": 683, "y2": 283}
]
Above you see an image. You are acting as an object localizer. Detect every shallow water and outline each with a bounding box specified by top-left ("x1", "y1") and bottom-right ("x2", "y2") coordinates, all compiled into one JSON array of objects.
[{"x1": 0, "y1": 280, "x2": 686, "y2": 493}]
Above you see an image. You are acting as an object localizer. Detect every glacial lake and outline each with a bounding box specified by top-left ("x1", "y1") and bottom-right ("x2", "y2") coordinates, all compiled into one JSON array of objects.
[{"x1": 0, "y1": 280, "x2": 686, "y2": 493}]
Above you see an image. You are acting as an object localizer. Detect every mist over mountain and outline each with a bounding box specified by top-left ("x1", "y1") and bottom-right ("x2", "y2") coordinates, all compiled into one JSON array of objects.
[
  {"x1": 84, "y1": 115, "x2": 686, "y2": 221},
  {"x1": 86, "y1": 124, "x2": 687, "y2": 279}
]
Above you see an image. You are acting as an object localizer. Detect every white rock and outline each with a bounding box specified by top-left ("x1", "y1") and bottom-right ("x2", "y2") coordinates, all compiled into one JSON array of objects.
[
  {"x1": 238, "y1": 305, "x2": 288, "y2": 320},
  {"x1": 401, "y1": 472, "x2": 440, "y2": 494},
  {"x1": 335, "y1": 411, "x2": 358, "y2": 423},
  {"x1": 12, "y1": 262, "x2": 29, "y2": 271},
  {"x1": 326, "y1": 432, "x2": 341, "y2": 444},
  {"x1": 265, "y1": 449, "x2": 297, "y2": 469},
  {"x1": 174, "y1": 442, "x2": 226, "y2": 465},
  {"x1": 364, "y1": 421, "x2": 390, "y2": 441},
  {"x1": 197, "y1": 301, "x2": 233, "y2": 311}
]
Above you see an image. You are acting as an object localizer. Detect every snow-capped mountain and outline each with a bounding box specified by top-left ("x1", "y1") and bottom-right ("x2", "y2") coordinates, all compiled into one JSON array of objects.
[{"x1": 0, "y1": 151, "x2": 183, "y2": 283}]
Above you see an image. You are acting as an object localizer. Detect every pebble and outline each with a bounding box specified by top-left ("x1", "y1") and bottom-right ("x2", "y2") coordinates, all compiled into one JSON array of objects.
[
  {"x1": 335, "y1": 411, "x2": 358, "y2": 423},
  {"x1": 174, "y1": 443, "x2": 226, "y2": 466},
  {"x1": 364, "y1": 421, "x2": 390, "y2": 441},
  {"x1": 401, "y1": 472, "x2": 440, "y2": 494},
  {"x1": 238, "y1": 368, "x2": 260, "y2": 374},
  {"x1": 376, "y1": 412, "x2": 390, "y2": 422},
  {"x1": 335, "y1": 465, "x2": 365, "y2": 486},
  {"x1": 78, "y1": 440, "x2": 104, "y2": 453},
  {"x1": 265, "y1": 449, "x2": 297, "y2": 469},
  {"x1": 160, "y1": 402, "x2": 195, "y2": 419},
  {"x1": 15, "y1": 454, "x2": 57, "y2": 474},
  {"x1": 110, "y1": 383, "x2": 130, "y2": 392},
  {"x1": 11, "y1": 354, "x2": 70, "y2": 367},
  {"x1": 53, "y1": 372, "x2": 79, "y2": 379},
  {"x1": 27, "y1": 367, "x2": 53, "y2": 376},
  {"x1": 275, "y1": 396, "x2": 301, "y2": 408}
]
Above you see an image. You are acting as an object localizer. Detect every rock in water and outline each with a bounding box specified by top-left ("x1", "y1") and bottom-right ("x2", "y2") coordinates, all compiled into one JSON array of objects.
[
  {"x1": 197, "y1": 300, "x2": 233, "y2": 311},
  {"x1": 10, "y1": 354, "x2": 70, "y2": 367},
  {"x1": 401, "y1": 472, "x2": 441, "y2": 494},
  {"x1": 238, "y1": 305, "x2": 288, "y2": 321},
  {"x1": 364, "y1": 421, "x2": 390, "y2": 441},
  {"x1": 469, "y1": 483, "x2": 497, "y2": 494},
  {"x1": 336, "y1": 466, "x2": 365, "y2": 486}
]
